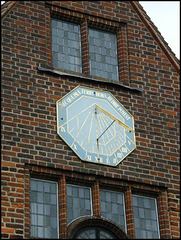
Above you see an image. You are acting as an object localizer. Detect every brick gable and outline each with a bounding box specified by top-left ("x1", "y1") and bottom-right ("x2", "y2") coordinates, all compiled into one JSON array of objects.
[{"x1": 1, "y1": 1, "x2": 180, "y2": 239}]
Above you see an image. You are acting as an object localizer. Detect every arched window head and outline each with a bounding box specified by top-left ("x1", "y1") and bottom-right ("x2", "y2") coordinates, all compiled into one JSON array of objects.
[{"x1": 67, "y1": 216, "x2": 128, "y2": 239}]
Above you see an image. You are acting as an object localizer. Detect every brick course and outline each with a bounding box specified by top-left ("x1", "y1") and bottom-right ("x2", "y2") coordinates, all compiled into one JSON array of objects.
[{"x1": 1, "y1": 1, "x2": 180, "y2": 239}]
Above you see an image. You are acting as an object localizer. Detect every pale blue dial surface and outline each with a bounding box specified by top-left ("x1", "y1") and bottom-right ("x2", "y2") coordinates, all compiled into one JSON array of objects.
[{"x1": 57, "y1": 86, "x2": 136, "y2": 166}]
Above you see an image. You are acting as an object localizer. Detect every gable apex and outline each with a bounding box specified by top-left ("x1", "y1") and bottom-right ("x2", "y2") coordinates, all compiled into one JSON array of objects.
[
  {"x1": 131, "y1": 1, "x2": 179, "y2": 74},
  {"x1": 1, "y1": 1, "x2": 179, "y2": 73},
  {"x1": 1, "y1": 1, "x2": 17, "y2": 18}
]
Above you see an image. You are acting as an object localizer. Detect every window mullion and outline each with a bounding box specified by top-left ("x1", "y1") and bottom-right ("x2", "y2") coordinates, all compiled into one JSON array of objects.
[
  {"x1": 117, "y1": 24, "x2": 129, "y2": 83},
  {"x1": 92, "y1": 181, "x2": 101, "y2": 217},
  {"x1": 81, "y1": 18, "x2": 90, "y2": 75},
  {"x1": 59, "y1": 175, "x2": 67, "y2": 239},
  {"x1": 124, "y1": 186, "x2": 136, "y2": 238}
]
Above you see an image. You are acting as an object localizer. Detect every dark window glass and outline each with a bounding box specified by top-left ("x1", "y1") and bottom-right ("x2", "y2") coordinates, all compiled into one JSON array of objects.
[{"x1": 73, "y1": 226, "x2": 118, "y2": 239}]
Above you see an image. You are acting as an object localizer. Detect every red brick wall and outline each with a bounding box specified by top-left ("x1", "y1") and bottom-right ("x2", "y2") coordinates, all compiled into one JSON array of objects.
[{"x1": 1, "y1": 1, "x2": 180, "y2": 239}]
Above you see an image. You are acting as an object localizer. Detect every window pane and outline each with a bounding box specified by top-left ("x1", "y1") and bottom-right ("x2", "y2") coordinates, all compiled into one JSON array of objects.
[
  {"x1": 133, "y1": 195, "x2": 160, "y2": 239},
  {"x1": 89, "y1": 28, "x2": 119, "y2": 81},
  {"x1": 30, "y1": 179, "x2": 58, "y2": 239},
  {"x1": 51, "y1": 18, "x2": 82, "y2": 73},
  {"x1": 100, "y1": 189, "x2": 126, "y2": 232},
  {"x1": 66, "y1": 185, "x2": 92, "y2": 224}
]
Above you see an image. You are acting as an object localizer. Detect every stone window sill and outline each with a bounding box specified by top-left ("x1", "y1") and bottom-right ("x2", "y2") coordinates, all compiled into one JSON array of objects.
[{"x1": 37, "y1": 66, "x2": 142, "y2": 93}]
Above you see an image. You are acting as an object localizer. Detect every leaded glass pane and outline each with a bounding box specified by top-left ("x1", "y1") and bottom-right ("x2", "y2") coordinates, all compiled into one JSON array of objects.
[
  {"x1": 44, "y1": 182, "x2": 50, "y2": 193},
  {"x1": 30, "y1": 179, "x2": 58, "y2": 239},
  {"x1": 133, "y1": 195, "x2": 160, "y2": 239},
  {"x1": 44, "y1": 228, "x2": 51, "y2": 238},
  {"x1": 51, "y1": 18, "x2": 82, "y2": 73},
  {"x1": 37, "y1": 192, "x2": 43, "y2": 203},
  {"x1": 66, "y1": 185, "x2": 92, "y2": 224},
  {"x1": 37, "y1": 203, "x2": 43, "y2": 214},
  {"x1": 89, "y1": 28, "x2": 119, "y2": 81},
  {"x1": 31, "y1": 191, "x2": 37, "y2": 202},
  {"x1": 51, "y1": 194, "x2": 57, "y2": 205},
  {"x1": 100, "y1": 189, "x2": 126, "y2": 232},
  {"x1": 37, "y1": 181, "x2": 43, "y2": 192}
]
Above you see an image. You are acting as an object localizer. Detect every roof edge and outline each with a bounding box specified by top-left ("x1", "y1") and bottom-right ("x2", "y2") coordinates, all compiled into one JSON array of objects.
[
  {"x1": 1, "y1": 1, "x2": 17, "y2": 19},
  {"x1": 130, "y1": 1, "x2": 180, "y2": 75},
  {"x1": 1, "y1": 1, "x2": 180, "y2": 75}
]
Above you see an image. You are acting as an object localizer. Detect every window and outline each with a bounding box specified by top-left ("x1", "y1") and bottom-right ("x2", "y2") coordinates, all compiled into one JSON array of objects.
[
  {"x1": 66, "y1": 186, "x2": 127, "y2": 232},
  {"x1": 132, "y1": 195, "x2": 160, "y2": 239},
  {"x1": 88, "y1": 28, "x2": 119, "y2": 81},
  {"x1": 28, "y1": 169, "x2": 163, "y2": 239},
  {"x1": 51, "y1": 18, "x2": 82, "y2": 73},
  {"x1": 51, "y1": 18, "x2": 120, "y2": 82},
  {"x1": 30, "y1": 179, "x2": 59, "y2": 239},
  {"x1": 66, "y1": 184, "x2": 92, "y2": 224},
  {"x1": 100, "y1": 189, "x2": 126, "y2": 232}
]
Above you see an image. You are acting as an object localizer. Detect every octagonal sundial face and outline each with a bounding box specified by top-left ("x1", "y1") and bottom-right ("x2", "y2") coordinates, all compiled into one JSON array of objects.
[{"x1": 56, "y1": 86, "x2": 136, "y2": 166}]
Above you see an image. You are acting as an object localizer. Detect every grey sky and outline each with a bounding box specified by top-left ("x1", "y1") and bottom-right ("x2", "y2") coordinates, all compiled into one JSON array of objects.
[{"x1": 140, "y1": 1, "x2": 180, "y2": 59}]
